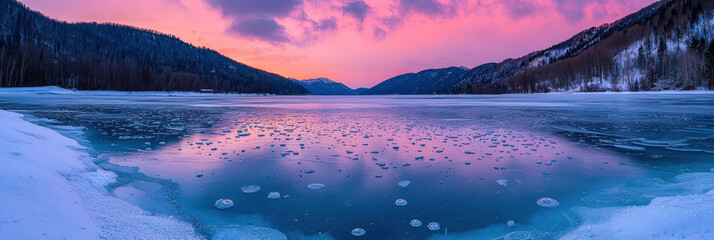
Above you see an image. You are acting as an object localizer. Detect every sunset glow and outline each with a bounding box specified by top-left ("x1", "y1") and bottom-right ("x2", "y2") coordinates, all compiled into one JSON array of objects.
[{"x1": 21, "y1": 0, "x2": 657, "y2": 88}]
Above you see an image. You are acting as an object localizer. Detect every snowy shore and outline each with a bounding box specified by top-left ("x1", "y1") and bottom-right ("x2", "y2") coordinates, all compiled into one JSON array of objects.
[{"x1": 0, "y1": 110, "x2": 203, "y2": 239}]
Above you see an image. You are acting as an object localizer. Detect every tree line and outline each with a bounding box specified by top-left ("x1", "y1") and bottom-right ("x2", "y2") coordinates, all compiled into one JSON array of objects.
[
  {"x1": 0, "y1": 0, "x2": 307, "y2": 94},
  {"x1": 457, "y1": 0, "x2": 714, "y2": 93}
]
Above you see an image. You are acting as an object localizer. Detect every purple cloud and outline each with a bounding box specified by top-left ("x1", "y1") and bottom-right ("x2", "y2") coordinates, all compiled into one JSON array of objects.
[
  {"x1": 399, "y1": 0, "x2": 444, "y2": 16},
  {"x1": 553, "y1": 0, "x2": 622, "y2": 22},
  {"x1": 340, "y1": 0, "x2": 371, "y2": 22},
  {"x1": 500, "y1": 0, "x2": 536, "y2": 19},
  {"x1": 228, "y1": 18, "x2": 290, "y2": 43},
  {"x1": 317, "y1": 18, "x2": 338, "y2": 31},
  {"x1": 205, "y1": 0, "x2": 303, "y2": 18}
]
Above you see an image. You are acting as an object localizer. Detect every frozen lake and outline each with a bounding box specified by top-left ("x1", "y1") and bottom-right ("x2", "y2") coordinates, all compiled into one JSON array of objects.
[{"x1": 1, "y1": 88, "x2": 713, "y2": 239}]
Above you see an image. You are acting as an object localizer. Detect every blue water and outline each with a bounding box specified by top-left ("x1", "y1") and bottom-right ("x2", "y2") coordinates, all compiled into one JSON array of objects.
[{"x1": 2, "y1": 92, "x2": 713, "y2": 239}]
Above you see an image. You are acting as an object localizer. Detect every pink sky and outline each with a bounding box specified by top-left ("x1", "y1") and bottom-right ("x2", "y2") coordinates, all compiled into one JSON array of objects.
[{"x1": 21, "y1": 0, "x2": 657, "y2": 88}]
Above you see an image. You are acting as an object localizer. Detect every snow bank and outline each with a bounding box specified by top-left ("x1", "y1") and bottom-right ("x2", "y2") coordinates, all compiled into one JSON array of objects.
[
  {"x1": 561, "y1": 172, "x2": 714, "y2": 240},
  {"x1": 562, "y1": 194, "x2": 714, "y2": 240},
  {"x1": 426, "y1": 172, "x2": 714, "y2": 240},
  {"x1": 0, "y1": 86, "x2": 266, "y2": 96},
  {"x1": 0, "y1": 110, "x2": 202, "y2": 239}
]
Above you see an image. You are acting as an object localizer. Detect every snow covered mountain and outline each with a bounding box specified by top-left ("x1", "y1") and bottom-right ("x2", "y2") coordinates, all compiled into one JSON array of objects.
[
  {"x1": 369, "y1": 0, "x2": 713, "y2": 94},
  {"x1": 290, "y1": 78, "x2": 363, "y2": 95}
]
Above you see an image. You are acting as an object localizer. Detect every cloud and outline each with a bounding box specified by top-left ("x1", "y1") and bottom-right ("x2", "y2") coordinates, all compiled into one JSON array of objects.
[
  {"x1": 228, "y1": 18, "x2": 291, "y2": 43},
  {"x1": 499, "y1": 0, "x2": 536, "y2": 19},
  {"x1": 373, "y1": 26, "x2": 387, "y2": 40},
  {"x1": 552, "y1": 0, "x2": 622, "y2": 22},
  {"x1": 205, "y1": 0, "x2": 303, "y2": 18},
  {"x1": 399, "y1": 0, "x2": 445, "y2": 16},
  {"x1": 339, "y1": 0, "x2": 371, "y2": 22},
  {"x1": 317, "y1": 18, "x2": 338, "y2": 31}
]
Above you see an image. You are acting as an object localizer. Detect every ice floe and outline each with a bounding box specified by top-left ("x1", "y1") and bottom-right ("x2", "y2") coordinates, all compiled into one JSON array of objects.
[
  {"x1": 398, "y1": 180, "x2": 411, "y2": 188},
  {"x1": 427, "y1": 222, "x2": 441, "y2": 231},
  {"x1": 410, "y1": 219, "x2": 422, "y2": 227},
  {"x1": 351, "y1": 228, "x2": 366, "y2": 236},
  {"x1": 241, "y1": 185, "x2": 261, "y2": 193},
  {"x1": 536, "y1": 197, "x2": 559, "y2": 208},
  {"x1": 215, "y1": 199, "x2": 234, "y2": 209},
  {"x1": 308, "y1": 183, "x2": 325, "y2": 190}
]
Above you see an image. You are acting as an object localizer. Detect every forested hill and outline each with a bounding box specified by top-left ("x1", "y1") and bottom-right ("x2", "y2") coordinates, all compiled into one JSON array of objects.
[
  {"x1": 366, "y1": 0, "x2": 714, "y2": 94},
  {"x1": 0, "y1": 0, "x2": 308, "y2": 94}
]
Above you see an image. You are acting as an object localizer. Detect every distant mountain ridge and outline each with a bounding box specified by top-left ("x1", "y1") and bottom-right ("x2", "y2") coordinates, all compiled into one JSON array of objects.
[
  {"x1": 0, "y1": 0, "x2": 308, "y2": 94},
  {"x1": 363, "y1": 66, "x2": 468, "y2": 95},
  {"x1": 290, "y1": 78, "x2": 363, "y2": 95}
]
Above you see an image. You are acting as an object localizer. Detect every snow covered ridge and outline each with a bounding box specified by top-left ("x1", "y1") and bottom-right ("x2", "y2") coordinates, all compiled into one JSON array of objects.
[{"x1": 0, "y1": 110, "x2": 203, "y2": 239}]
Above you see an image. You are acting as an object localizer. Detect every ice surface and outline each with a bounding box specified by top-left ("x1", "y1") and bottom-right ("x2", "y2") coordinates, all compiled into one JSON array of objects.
[{"x1": 3, "y1": 88, "x2": 714, "y2": 239}]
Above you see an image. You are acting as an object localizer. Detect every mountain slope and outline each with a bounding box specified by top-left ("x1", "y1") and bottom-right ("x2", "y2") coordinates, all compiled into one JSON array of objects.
[
  {"x1": 290, "y1": 78, "x2": 361, "y2": 95},
  {"x1": 363, "y1": 66, "x2": 467, "y2": 95},
  {"x1": 0, "y1": 0, "x2": 308, "y2": 94},
  {"x1": 369, "y1": 0, "x2": 713, "y2": 94}
]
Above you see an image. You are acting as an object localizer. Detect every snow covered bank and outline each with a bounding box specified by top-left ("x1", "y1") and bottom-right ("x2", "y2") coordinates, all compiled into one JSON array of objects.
[
  {"x1": 0, "y1": 86, "x2": 269, "y2": 96},
  {"x1": 0, "y1": 110, "x2": 202, "y2": 239},
  {"x1": 428, "y1": 171, "x2": 714, "y2": 240},
  {"x1": 561, "y1": 172, "x2": 714, "y2": 240}
]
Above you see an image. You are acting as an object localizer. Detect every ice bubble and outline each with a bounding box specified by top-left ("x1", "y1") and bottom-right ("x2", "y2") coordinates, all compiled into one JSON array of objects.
[
  {"x1": 536, "y1": 197, "x2": 560, "y2": 208},
  {"x1": 398, "y1": 180, "x2": 411, "y2": 188},
  {"x1": 504, "y1": 231, "x2": 534, "y2": 240},
  {"x1": 351, "y1": 228, "x2": 366, "y2": 236},
  {"x1": 241, "y1": 185, "x2": 261, "y2": 193},
  {"x1": 427, "y1": 222, "x2": 440, "y2": 231},
  {"x1": 395, "y1": 199, "x2": 408, "y2": 206},
  {"x1": 496, "y1": 179, "x2": 509, "y2": 187},
  {"x1": 410, "y1": 219, "x2": 422, "y2": 227},
  {"x1": 308, "y1": 183, "x2": 325, "y2": 190},
  {"x1": 214, "y1": 199, "x2": 234, "y2": 209},
  {"x1": 267, "y1": 192, "x2": 281, "y2": 199},
  {"x1": 507, "y1": 220, "x2": 515, "y2": 227}
]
